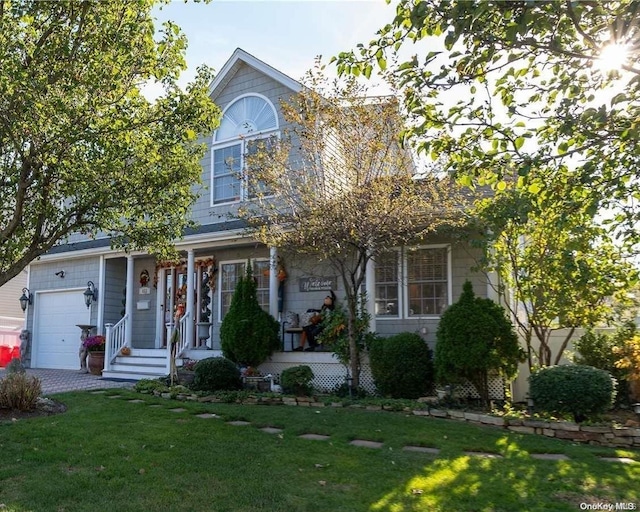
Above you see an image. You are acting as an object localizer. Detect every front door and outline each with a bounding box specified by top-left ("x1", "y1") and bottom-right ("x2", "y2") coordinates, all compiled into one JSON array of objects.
[{"x1": 161, "y1": 261, "x2": 214, "y2": 348}]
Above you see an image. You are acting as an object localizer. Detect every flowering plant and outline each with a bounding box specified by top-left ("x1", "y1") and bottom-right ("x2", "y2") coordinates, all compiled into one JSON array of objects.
[
  {"x1": 82, "y1": 335, "x2": 106, "y2": 352},
  {"x1": 180, "y1": 359, "x2": 197, "y2": 372}
]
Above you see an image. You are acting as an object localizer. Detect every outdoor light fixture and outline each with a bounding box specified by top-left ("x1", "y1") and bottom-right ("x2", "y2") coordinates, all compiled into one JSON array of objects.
[
  {"x1": 83, "y1": 281, "x2": 97, "y2": 309},
  {"x1": 19, "y1": 288, "x2": 32, "y2": 312}
]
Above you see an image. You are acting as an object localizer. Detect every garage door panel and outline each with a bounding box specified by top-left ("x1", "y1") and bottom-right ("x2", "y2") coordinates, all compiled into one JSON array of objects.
[{"x1": 34, "y1": 291, "x2": 91, "y2": 370}]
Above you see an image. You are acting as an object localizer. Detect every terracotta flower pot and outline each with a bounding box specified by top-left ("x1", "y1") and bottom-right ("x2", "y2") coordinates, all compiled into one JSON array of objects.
[{"x1": 88, "y1": 351, "x2": 105, "y2": 376}]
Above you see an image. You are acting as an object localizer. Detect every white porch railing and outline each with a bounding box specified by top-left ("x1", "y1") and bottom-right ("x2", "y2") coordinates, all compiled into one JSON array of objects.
[
  {"x1": 104, "y1": 314, "x2": 128, "y2": 371},
  {"x1": 166, "y1": 312, "x2": 191, "y2": 374}
]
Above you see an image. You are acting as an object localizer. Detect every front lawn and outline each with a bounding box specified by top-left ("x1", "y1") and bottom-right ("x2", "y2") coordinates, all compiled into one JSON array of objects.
[{"x1": 0, "y1": 390, "x2": 638, "y2": 511}]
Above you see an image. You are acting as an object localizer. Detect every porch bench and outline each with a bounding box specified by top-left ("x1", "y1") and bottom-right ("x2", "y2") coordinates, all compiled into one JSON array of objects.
[{"x1": 282, "y1": 324, "x2": 303, "y2": 351}]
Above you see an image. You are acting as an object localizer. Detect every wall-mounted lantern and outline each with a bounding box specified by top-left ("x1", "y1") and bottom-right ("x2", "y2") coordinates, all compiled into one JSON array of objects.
[
  {"x1": 19, "y1": 288, "x2": 32, "y2": 312},
  {"x1": 83, "y1": 281, "x2": 98, "y2": 309}
]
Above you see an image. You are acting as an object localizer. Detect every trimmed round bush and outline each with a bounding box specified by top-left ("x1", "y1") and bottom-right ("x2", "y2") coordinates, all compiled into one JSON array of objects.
[
  {"x1": 529, "y1": 364, "x2": 617, "y2": 422},
  {"x1": 369, "y1": 332, "x2": 434, "y2": 399},
  {"x1": 280, "y1": 365, "x2": 314, "y2": 396},
  {"x1": 192, "y1": 357, "x2": 242, "y2": 392}
]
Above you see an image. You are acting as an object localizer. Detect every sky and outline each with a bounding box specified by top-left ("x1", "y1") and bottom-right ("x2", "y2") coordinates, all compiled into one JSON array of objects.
[{"x1": 150, "y1": 0, "x2": 397, "y2": 93}]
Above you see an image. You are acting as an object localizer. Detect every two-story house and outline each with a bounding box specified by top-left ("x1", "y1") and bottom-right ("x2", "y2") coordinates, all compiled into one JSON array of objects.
[{"x1": 20, "y1": 49, "x2": 491, "y2": 394}]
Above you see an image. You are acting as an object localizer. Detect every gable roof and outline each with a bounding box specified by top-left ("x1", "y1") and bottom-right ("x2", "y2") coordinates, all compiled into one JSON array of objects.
[{"x1": 208, "y1": 48, "x2": 303, "y2": 100}]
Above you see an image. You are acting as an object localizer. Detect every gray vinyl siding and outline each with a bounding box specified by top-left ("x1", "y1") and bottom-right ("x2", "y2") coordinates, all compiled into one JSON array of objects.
[
  {"x1": 0, "y1": 271, "x2": 28, "y2": 326},
  {"x1": 104, "y1": 258, "x2": 126, "y2": 327},
  {"x1": 192, "y1": 63, "x2": 298, "y2": 226}
]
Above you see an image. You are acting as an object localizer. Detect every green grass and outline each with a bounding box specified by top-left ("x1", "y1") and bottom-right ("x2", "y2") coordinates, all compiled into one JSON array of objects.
[{"x1": 0, "y1": 390, "x2": 638, "y2": 512}]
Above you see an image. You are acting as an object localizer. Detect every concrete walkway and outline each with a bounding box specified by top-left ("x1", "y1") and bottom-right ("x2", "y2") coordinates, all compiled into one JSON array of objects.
[{"x1": 0, "y1": 368, "x2": 136, "y2": 395}]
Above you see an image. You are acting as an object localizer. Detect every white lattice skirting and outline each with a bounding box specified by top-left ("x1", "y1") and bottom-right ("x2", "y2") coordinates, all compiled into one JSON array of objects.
[
  {"x1": 259, "y1": 352, "x2": 505, "y2": 400},
  {"x1": 259, "y1": 352, "x2": 376, "y2": 393}
]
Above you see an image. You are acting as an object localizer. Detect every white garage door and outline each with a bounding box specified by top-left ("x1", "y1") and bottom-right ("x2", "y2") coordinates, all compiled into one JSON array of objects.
[{"x1": 34, "y1": 290, "x2": 91, "y2": 369}]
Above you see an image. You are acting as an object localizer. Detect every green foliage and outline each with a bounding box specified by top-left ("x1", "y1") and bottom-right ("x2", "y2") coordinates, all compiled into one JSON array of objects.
[
  {"x1": 0, "y1": 373, "x2": 41, "y2": 411},
  {"x1": 435, "y1": 281, "x2": 523, "y2": 405},
  {"x1": 5, "y1": 358, "x2": 26, "y2": 375},
  {"x1": 280, "y1": 365, "x2": 314, "y2": 396},
  {"x1": 529, "y1": 365, "x2": 617, "y2": 423},
  {"x1": 574, "y1": 328, "x2": 627, "y2": 379},
  {"x1": 476, "y1": 187, "x2": 636, "y2": 369},
  {"x1": 336, "y1": 1, "x2": 640, "y2": 255},
  {"x1": 0, "y1": 0, "x2": 221, "y2": 286},
  {"x1": 318, "y1": 295, "x2": 375, "y2": 370},
  {"x1": 369, "y1": 332, "x2": 434, "y2": 399},
  {"x1": 220, "y1": 263, "x2": 280, "y2": 367},
  {"x1": 133, "y1": 379, "x2": 169, "y2": 394},
  {"x1": 192, "y1": 357, "x2": 242, "y2": 393}
]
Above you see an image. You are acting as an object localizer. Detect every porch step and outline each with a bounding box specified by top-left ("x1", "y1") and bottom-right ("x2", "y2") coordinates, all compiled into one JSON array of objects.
[{"x1": 102, "y1": 351, "x2": 167, "y2": 381}]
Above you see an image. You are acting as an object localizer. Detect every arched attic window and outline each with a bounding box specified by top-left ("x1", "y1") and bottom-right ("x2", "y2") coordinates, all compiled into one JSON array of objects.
[{"x1": 211, "y1": 94, "x2": 278, "y2": 205}]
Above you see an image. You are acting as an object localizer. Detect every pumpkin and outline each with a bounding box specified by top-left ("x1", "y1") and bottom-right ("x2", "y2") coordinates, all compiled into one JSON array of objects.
[{"x1": 120, "y1": 346, "x2": 131, "y2": 356}]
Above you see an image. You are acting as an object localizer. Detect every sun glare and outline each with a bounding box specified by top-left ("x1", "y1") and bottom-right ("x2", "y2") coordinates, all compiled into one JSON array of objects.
[{"x1": 596, "y1": 42, "x2": 631, "y2": 75}]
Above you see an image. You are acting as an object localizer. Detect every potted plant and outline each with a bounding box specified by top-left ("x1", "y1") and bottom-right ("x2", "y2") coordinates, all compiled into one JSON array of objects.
[
  {"x1": 177, "y1": 358, "x2": 197, "y2": 386},
  {"x1": 196, "y1": 271, "x2": 213, "y2": 347},
  {"x1": 83, "y1": 335, "x2": 106, "y2": 375}
]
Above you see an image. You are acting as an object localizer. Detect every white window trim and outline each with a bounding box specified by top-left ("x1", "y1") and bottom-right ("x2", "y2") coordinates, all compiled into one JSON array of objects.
[
  {"x1": 217, "y1": 258, "x2": 270, "y2": 322},
  {"x1": 374, "y1": 248, "x2": 402, "y2": 320},
  {"x1": 375, "y1": 244, "x2": 452, "y2": 320},
  {"x1": 214, "y1": 93, "x2": 279, "y2": 145},
  {"x1": 210, "y1": 129, "x2": 280, "y2": 206},
  {"x1": 210, "y1": 94, "x2": 280, "y2": 207}
]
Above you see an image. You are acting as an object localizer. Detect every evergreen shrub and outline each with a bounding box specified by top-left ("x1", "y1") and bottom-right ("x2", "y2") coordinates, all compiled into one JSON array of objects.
[
  {"x1": 280, "y1": 365, "x2": 314, "y2": 396},
  {"x1": 220, "y1": 263, "x2": 280, "y2": 367},
  {"x1": 369, "y1": 332, "x2": 434, "y2": 399},
  {"x1": 435, "y1": 281, "x2": 523, "y2": 405},
  {"x1": 192, "y1": 357, "x2": 242, "y2": 392},
  {"x1": 529, "y1": 364, "x2": 616, "y2": 422}
]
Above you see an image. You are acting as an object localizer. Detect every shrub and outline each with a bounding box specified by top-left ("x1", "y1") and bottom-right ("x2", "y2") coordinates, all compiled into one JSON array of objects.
[
  {"x1": 0, "y1": 373, "x2": 41, "y2": 411},
  {"x1": 280, "y1": 365, "x2": 314, "y2": 396},
  {"x1": 220, "y1": 263, "x2": 281, "y2": 367},
  {"x1": 369, "y1": 332, "x2": 434, "y2": 399},
  {"x1": 435, "y1": 281, "x2": 523, "y2": 406},
  {"x1": 134, "y1": 379, "x2": 169, "y2": 394},
  {"x1": 529, "y1": 364, "x2": 616, "y2": 422},
  {"x1": 192, "y1": 357, "x2": 242, "y2": 392},
  {"x1": 5, "y1": 358, "x2": 26, "y2": 375}
]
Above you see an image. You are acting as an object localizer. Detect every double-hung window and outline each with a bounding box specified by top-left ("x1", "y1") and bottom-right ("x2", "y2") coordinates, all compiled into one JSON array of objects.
[
  {"x1": 211, "y1": 94, "x2": 278, "y2": 205},
  {"x1": 219, "y1": 259, "x2": 270, "y2": 320},
  {"x1": 374, "y1": 246, "x2": 451, "y2": 318}
]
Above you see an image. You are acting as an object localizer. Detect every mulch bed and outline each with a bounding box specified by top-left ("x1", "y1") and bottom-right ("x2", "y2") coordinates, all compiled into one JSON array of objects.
[{"x1": 0, "y1": 398, "x2": 67, "y2": 423}]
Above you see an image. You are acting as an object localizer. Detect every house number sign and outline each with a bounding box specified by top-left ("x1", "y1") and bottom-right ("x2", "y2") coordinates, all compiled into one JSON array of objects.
[{"x1": 299, "y1": 276, "x2": 337, "y2": 292}]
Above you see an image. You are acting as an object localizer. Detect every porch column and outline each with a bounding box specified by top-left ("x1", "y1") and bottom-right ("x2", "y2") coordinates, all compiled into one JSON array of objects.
[
  {"x1": 186, "y1": 250, "x2": 195, "y2": 348},
  {"x1": 125, "y1": 255, "x2": 134, "y2": 347},
  {"x1": 269, "y1": 246, "x2": 279, "y2": 320},
  {"x1": 155, "y1": 267, "x2": 166, "y2": 348},
  {"x1": 365, "y1": 255, "x2": 376, "y2": 333}
]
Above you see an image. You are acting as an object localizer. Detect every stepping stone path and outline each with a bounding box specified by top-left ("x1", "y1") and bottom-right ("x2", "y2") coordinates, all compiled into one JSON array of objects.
[
  {"x1": 464, "y1": 451, "x2": 503, "y2": 459},
  {"x1": 97, "y1": 395, "x2": 640, "y2": 465},
  {"x1": 599, "y1": 457, "x2": 638, "y2": 464},
  {"x1": 531, "y1": 453, "x2": 569, "y2": 461},
  {"x1": 261, "y1": 427, "x2": 284, "y2": 434},
  {"x1": 298, "y1": 434, "x2": 331, "y2": 441},
  {"x1": 89, "y1": 390, "x2": 106, "y2": 394},
  {"x1": 403, "y1": 446, "x2": 441, "y2": 455},
  {"x1": 350, "y1": 440, "x2": 383, "y2": 449}
]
